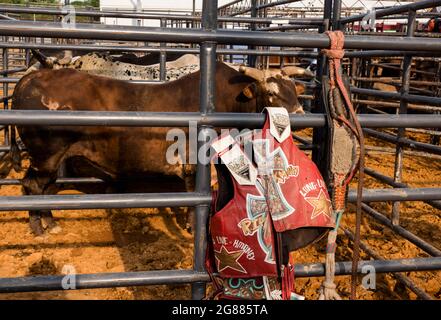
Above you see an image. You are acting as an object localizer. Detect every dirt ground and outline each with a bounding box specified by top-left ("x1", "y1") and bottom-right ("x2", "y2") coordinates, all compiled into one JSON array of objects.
[{"x1": 0, "y1": 126, "x2": 439, "y2": 301}]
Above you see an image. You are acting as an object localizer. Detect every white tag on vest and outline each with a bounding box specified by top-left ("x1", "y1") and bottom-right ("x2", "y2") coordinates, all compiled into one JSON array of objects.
[
  {"x1": 265, "y1": 107, "x2": 291, "y2": 143},
  {"x1": 212, "y1": 135, "x2": 257, "y2": 186}
]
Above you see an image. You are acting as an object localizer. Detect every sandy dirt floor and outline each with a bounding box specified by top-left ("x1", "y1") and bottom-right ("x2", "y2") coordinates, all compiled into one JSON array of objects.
[{"x1": 0, "y1": 127, "x2": 439, "y2": 300}]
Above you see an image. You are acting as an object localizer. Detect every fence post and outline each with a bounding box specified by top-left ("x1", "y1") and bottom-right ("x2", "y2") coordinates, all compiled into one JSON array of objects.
[
  {"x1": 332, "y1": 0, "x2": 342, "y2": 30},
  {"x1": 2, "y1": 36, "x2": 9, "y2": 147},
  {"x1": 392, "y1": 9, "x2": 416, "y2": 226},
  {"x1": 191, "y1": 0, "x2": 217, "y2": 300},
  {"x1": 160, "y1": 18, "x2": 167, "y2": 82},
  {"x1": 247, "y1": 0, "x2": 257, "y2": 67},
  {"x1": 312, "y1": 0, "x2": 332, "y2": 183}
]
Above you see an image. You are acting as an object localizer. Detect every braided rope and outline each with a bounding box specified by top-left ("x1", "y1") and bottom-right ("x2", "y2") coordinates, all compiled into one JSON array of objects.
[{"x1": 321, "y1": 31, "x2": 365, "y2": 300}]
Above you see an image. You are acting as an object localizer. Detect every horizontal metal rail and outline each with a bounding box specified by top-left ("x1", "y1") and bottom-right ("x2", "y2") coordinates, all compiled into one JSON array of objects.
[
  {"x1": 0, "y1": 111, "x2": 440, "y2": 128},
  {"x1": 0, "y1": 77, "x2": 18, "y2": 83},
  {"x1": 0, "y1": 257, "x2": 439, "y2": 293},
  {"x1": 0, "y1": 5, "x2": 323, "y2": 25},
  {"x1": 345, "y1": 50, "x2": 441, "y2": 58},
  {"x1": 343, "y1": 229, "x2": 434, "y2": 300},
  {"x1": 258, "y1": 24, "x2": 320, "y2": 31},
  {"x1": 355, "y1": 188, "x2": 441, "y2": 202},
  {"x1": 0, "y1": 192, "x2": 211, "y2": 211},
  {"x1": 361, "y1": 203, "x2": 441, "y2": 257},
  {"x1": 0, "y1": 188, "x2": 439, "y2": 212},
  {"x1": 354, "y1": 99, "x2": 441, "y2": 113},
  {"x1": 1, "y1": 21, "x2": 441, "y2": 51},
  {"x1": 7, "y1": 42, "x2": 441, "y2": 59},
  {"x1": 369, "y1": 63, "x2": 435, "y2": 77},
  {"x1": 340, "y1": 0, "x2": 441, "y2": 24},
  {"x1": 351, "y1": 87, "x2": 441, "y2": 106},
  {"x1": 353, "y1": 77, "x2": 441, "y2": 88},
  {"x1": 364, "y1": 128, "x2": 441, "y2": 155},
  {"x1": 365, "y1": 168, "x2": 441, "y2": 210},
  {"x1": 0, "y1": 67, "x2": 25, "y2": 76},
  {"x1": 0, "y1": 177, "x2": 104, "y2": 186},
  {"x1": 0, "y1": 42, "x2": 320, "y2": 58}
]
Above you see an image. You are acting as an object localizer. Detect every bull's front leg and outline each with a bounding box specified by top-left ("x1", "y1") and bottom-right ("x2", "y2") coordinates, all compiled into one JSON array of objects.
[
  {"x1": 28, "y1": 211, "x2": 44, "y2": 237},
  {"x1": 22, "y1": 167, "x2": 61, "y2": 236},
  {"x1": 29, "y1": 210, "x2": 62, "y2": 236},
  {"x1": 184, "y1": 172, "x2": 196, "y2": 233}
]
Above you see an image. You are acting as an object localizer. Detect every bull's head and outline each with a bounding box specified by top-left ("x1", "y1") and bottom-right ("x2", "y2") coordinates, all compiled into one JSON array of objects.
[
  {"x1": 30, "y1": 50, "x2": 73, "y2": 69},
  {"x1": 239, "y1": 66, "x2": 313, "y2": 114}
]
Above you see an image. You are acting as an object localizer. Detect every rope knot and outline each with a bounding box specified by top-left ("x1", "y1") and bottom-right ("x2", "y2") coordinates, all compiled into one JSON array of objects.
[
  {"x1": 321, "y1": 48, "x2": 345, "y2": 59},
  {"x1": 322, "y1": 31, "x2": 345, "y2": 60}
]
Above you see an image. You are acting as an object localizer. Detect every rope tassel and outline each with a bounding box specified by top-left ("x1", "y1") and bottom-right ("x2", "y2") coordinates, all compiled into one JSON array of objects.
[{"x1": 319, "y1": 210, "x2": 343, "y2": 300}]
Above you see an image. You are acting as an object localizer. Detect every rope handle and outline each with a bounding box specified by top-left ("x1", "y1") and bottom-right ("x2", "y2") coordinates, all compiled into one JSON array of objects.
[{"x1": 321, "y1": 31, "x2": 366, "y2": 300}]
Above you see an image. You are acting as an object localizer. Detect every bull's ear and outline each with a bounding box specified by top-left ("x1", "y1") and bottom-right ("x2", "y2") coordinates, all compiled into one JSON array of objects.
[
  {"x1": 295, "y1": 83, "x2": 306, "y2": 95},
  {"x1": 242, "y1": 83, "x2": 257, "y2": 99}
]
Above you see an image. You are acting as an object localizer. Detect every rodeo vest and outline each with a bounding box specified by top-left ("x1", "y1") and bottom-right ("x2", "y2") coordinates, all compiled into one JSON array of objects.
[{"x1": 207, "y1": 107, "x2": 335, "y2": 300}]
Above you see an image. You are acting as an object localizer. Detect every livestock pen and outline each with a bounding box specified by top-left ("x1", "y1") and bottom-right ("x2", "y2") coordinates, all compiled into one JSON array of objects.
[{"x1": 0, "y1": 0, "x2": 439, "y2": 300}]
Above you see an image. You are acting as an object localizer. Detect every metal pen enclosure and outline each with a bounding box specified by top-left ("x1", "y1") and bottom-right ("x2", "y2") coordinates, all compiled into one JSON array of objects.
[{"x1": 0, "y1": 0, "x2": 439, "y2": 299}]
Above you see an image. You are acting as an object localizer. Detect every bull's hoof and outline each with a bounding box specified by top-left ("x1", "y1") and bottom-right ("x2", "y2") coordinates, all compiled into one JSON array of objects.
[
  {"x1": 175, "y1": 213, "x2": 187, "y2": 231},
  {"x1": 41, "y1": 215, "x2": 59, "y2": 231},
  {"x1": 30, "y1": 221, "x2": 45, "y2": 237}
]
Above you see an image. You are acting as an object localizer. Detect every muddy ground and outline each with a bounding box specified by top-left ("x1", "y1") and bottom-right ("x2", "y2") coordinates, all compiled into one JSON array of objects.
[{"x1": 0, "y1": 126, "x2": 439, "y2": 300}]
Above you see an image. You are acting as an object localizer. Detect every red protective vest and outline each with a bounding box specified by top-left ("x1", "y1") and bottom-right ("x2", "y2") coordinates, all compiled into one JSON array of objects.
[{"x1": 208, "y1": 107, "x2": 335, "y2": 300}]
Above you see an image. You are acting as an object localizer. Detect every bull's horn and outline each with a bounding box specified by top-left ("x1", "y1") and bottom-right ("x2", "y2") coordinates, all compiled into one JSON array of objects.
[
  {"x1": 31, "y1": 49, "x2": 54, "y2": 68},
  {"x1": 282, "y1": 66, "x2": 314, "y2": 78},
  {"x1": 239, "y1": 66, "x2": 264, "y2": 82}
]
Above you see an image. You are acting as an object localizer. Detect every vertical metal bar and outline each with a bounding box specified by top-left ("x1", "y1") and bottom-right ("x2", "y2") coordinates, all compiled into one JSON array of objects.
[
  {"x1": 192, "y1": 0, "x2": 196, "y2": 28},
  {"x1": 392, "y1": 10, "x2": 416, "y2": 226},
  {"x1": 312, "y1": 0, "x2": 332, "y2": 179},
  {"x1": 159, "y1": 18, "x2": 167, "y2": 82},
  {"x1": 248, "y1": 0, "x2": 257, "y2": 67},
  {"x1": 25, "y1": 37, "x2": 31, "y2": 67},
  {"x1": 332, "y1": 0, "x2": 342, "y2": 30},
  {"x1": 262, "y1": 4, "x2": 269, "y2": 70},
  {"x1": 3, "y1": 36, "x2": 9, "y2": 146},
  {"x1": 229, "y1": 44, "x2": 233, "y2": 63},
  {"x1": 192, "y1": 0, "x2": 217, "y2": 300},
  {"x1": 321, "y1": 0, "x2": 333, "y2": 33}
]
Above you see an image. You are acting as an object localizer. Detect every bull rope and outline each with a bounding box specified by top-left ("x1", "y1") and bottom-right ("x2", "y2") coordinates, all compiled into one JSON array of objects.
[{"x1": 319, "y1": 31, "x2": 365, "y2": 300}]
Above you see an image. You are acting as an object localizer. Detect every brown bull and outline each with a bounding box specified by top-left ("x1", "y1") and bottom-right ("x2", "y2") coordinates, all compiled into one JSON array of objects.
[
  {"x1": 111, "y1": 52, "x2": 188, "y2": 65},
  {"x1": 12, "y1": 62, "x2": 309, "y2": 236}
]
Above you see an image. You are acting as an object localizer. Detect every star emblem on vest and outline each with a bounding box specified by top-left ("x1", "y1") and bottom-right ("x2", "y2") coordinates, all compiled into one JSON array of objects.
[
  {"x1": 214, "y1": 246, "x2": 247, "y2": 274},
  {"x1": 305, "y1": 190, "x2": 332, "y2": 219}
]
